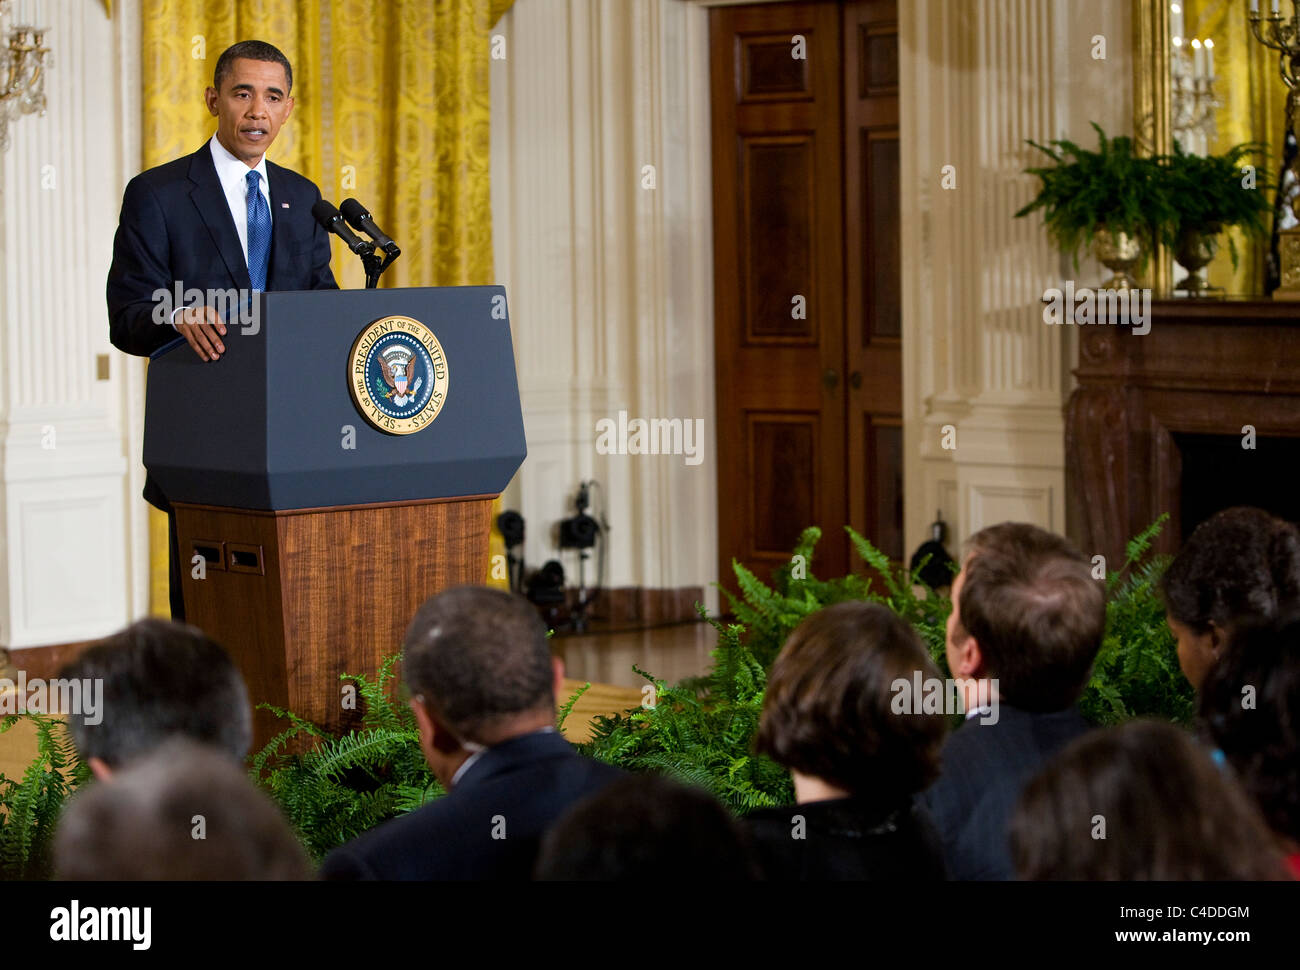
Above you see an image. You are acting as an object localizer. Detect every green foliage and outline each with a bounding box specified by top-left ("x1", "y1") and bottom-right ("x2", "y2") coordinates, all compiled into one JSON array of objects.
[
  {"x1": 1155, "y1": 141, "x2": 1273, "y2": 269},
  {"x1": 1014, "y1": 123, "x2": 1273, "y2": 274},
  {"x1": 577, "y1": 618, "x2": 793, "y2": 813},
  {"x1": 0, "y1": 713, "x2": 89, "y2": 880},
  {"x1": 578, "y1": 527, "x2": 953, "y2": 814},
  {"x1": 252, "y1": 654, "x2": 442, "y2": 861},
  {"x1": 1081, "y1": 514, "x2": 1195, "y2": 726},
  {"x1": 1014, "y1": 122, "x2": 1174, "y2": 266}
]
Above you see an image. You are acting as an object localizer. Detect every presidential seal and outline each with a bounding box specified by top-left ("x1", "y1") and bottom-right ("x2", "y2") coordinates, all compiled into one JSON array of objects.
[{"x1": 348, "y1": 315, "x2": 449, "y2": 435}]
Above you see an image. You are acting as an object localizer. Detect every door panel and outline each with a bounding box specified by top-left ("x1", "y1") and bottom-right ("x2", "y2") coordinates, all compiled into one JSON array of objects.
[
  {"x1": 712, "y1": 1, "x2": 846, "y2": 585},
  {"x1": 713, "y1": 0, "x2": 902, "y2": 590},
  {"x1": 844, "y1": 0, "x2": 903, "y2": 562}
]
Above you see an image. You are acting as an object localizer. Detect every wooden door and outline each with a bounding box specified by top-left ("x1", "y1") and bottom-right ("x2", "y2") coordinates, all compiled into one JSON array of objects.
[
  {"x1": 843, "y1": 0, "x2": 903, "y2": 562},
  {"x1": 711, "y1": 0, "x2": 903, "y2": 589},
  {"x1": 710, "y1": 0, "x2": 848, "y2": 586}
]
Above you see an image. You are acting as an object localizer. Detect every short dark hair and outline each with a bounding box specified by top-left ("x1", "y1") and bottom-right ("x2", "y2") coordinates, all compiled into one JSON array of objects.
[
  {"x1": 534, "y1": 774, "x2": 758, "y2": 880},
  {"x1": 957, "y1": 523, "x2": 1104, "y2": 711},
  {"x1": 60, "y1": 619, "x2": 251, "y2": 769},
  {"x1": 54, "y1": 739, "x2": 311, "y2": 880},
  {"x1": 402, "y1": 586, "x2": 554, "y2": 745},
  {"x1": 1010, "y1": 720, "x2": 1291, "y2": 880},
  {"x1": 1199, "y1": 614, "x2": 1300, "y2": 845},
  {"x1": 213, "y1": 40, "x2": 293, "y2": 93},
  {"x1": 754, "y1": 601, "x2": 947, "y2": 798},
  {"x1": 1161, "y1": 506, "x2": 1300, "y2": 636}
]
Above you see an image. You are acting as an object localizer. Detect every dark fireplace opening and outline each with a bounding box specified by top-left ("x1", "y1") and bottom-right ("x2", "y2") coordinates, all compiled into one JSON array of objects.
[{"x1": 1175, "y1": 432, "x2": 1300, "y2": 541}]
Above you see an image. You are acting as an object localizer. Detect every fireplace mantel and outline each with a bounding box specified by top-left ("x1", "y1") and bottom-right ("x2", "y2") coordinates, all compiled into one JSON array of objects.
[{"x1": 1065, "y1": 299, "x2": 1300, "y2": 568}]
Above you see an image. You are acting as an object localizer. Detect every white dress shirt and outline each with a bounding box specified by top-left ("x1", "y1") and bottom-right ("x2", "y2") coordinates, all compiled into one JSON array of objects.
[
  {"x1": 208, "y1": 132, "x2": 272, "y2": 266},
  {"x1": 172, "y1": 134, "x2": 272, "y2": 329}
]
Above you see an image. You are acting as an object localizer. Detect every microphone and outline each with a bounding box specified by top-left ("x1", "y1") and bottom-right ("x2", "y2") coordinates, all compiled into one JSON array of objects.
[
  {"x1": 339, "y1": 198, "x2": 401, "y2": 257},
  {"x1": 312, "y1": 199, "x2": 374, "y2": 255}
]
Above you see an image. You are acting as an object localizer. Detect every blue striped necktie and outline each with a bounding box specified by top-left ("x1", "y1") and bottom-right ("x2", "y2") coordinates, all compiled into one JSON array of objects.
[{"x1": 246, "y1": 170, "x2": 270, "y2": 291}]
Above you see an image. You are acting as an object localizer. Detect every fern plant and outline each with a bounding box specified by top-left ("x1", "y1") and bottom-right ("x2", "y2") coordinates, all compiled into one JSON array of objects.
[
  {"x1": 1081, "y1": 514, "x2": 1194, "y2": 726},
  {"x1": 720, "y1": 525, "x2": 951, "y2": 672},
  {"x1": 252, "y1": 654, "x2": 441, "y2": 860},
  {"x1": 578, "y1": 620, "x2": 793, "y2": 813},
  {"x1": 0, "y1": 713, "x2": 89, "y2": 880},
  {"x1": 1014, "y1": 122, "x2": 1175, "y2": 268},
  {"x1": 578, "y1": 527, "x2": 954, "y2": 814}
]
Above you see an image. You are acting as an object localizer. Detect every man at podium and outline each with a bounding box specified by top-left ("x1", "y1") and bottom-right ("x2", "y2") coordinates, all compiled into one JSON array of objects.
[{"x1": 105, "y1": 39, "x2": 337, "y2": 620}]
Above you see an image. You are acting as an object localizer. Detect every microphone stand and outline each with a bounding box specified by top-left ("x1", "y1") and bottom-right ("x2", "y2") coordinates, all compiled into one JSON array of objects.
[{"x1": 362, "y1": 246, "x2": 400, "y2": 289}]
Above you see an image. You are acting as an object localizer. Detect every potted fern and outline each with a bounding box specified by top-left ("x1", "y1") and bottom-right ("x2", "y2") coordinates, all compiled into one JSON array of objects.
[
  {"x1": 1157, "y1": 141, "x2": 1272, "y2": 294},
  {"x1": 1015, "y1": 122, "x2": 1174, "y2": 289}
]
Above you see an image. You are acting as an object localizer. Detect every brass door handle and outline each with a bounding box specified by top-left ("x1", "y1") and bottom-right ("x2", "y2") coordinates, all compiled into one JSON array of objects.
[{"x1": 823, "y1": 369, "x2": 839, "y2": 391}]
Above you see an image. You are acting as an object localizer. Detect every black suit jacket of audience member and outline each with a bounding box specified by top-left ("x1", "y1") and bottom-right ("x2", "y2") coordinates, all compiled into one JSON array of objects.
[
  {"x1": 918, "y1": 704, "x2": 1092, "y2": 881},
  {"x1": 320, "y1": 730, "x2": 623, "y2": 881},
  {"x1": 105, "y1": 140, "x2": 338, "y2": 511},
  {"x1": 747, "y1": 795, "x2": 947, "y2": 881}
]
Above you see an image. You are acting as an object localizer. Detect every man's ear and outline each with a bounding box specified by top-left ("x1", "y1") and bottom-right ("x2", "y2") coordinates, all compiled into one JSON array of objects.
[
  {"x1": 952, "y1": 634, "x2": 986, "y2": 680},
  {"x1": 1208, "y1": 621, "x2": 1228, "y2": 657},
  {"x1": 551, "y1": 655, "x2": 566, "y2": 701},
  {"x1": 410, "y1": 697, "x2": 462, "y2": 756},
  {"x1": 204, "y1": 86, "x2": 219, "y2": 116},
  {"x1": 87, "y1": 756, "x2": 112, "y2": 782}
]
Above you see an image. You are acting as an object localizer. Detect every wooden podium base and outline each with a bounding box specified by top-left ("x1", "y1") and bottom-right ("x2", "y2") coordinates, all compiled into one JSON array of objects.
[{"x1": 174, "y1": 495, "x2": 495, "y2": 751}]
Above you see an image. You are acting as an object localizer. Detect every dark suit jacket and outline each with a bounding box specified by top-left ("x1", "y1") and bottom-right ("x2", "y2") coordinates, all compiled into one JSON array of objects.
[
  {"x1": 105, "y1": 139, "x2": 337, "y2": 509},
  {"x1": 918, "y1": 704, "x2": 1092, "y2": 881},
  {"x1": 747, "y1": 795, "x2": 947, "y2": 881},
  {"x1": 319, "y1": 731, "x2": 623, "y2": 881}
]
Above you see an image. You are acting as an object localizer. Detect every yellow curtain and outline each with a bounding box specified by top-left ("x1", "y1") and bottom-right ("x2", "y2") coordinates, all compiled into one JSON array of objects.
[
  {"x1": 140, "y1": 0, "x2": 514, "y2": 614},
  {"x1": 1186, "y1": 0, "x2": 1287, "y2": 295}
]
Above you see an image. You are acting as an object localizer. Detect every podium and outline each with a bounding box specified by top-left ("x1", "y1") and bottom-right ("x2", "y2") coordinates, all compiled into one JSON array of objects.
[{"x1": 144, "y1": 286, "x2": 526, "y2": 749}]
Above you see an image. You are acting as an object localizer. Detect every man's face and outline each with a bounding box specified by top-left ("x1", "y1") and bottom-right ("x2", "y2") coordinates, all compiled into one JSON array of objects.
[
  {"x1": 945, "y1": 562, "x2": 968, "y2": 675},
  {"x1": 204, "y1": 58, "x2": 294, "y2": 166}
]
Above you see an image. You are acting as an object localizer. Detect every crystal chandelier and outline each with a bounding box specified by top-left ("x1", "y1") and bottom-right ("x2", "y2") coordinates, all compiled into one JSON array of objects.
[{"x1": 0, "y1": 0, "x2": 51, "y2": 154}]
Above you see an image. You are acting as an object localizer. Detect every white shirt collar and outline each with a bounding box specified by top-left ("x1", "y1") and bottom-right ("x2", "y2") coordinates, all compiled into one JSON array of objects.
[
  {"x1": 209, "y1": 132, "x2": 269, "y2": 193},
  {"x1": 448, "y1": 726, "x2": 559, "y2": 787}
]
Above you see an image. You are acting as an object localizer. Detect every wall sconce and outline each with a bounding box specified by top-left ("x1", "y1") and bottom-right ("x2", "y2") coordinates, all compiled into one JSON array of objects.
[{"x1": 0, "y1": 0, "x2": 51, "y2": 153}]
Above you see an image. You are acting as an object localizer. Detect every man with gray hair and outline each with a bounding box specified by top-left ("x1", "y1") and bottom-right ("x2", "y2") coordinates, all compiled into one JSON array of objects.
[
  {"x1": 321, "y1": 586, "x2": 622, "y2": 880},
  {"x1": 55, "y1": 738, "x2": 310, "y2": 880}
]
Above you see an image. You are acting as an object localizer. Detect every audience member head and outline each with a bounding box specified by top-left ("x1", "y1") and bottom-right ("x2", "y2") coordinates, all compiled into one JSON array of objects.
[
  {"x1": 54, "y1": 739, "x2": 311, "y2": 880},
  {"x1": 403, "y1": 586, "x2": 562, "y2": 786},
  {"x1": 1161, "y1": 507, "x2": 1300, "y2": 689},
  {"x1": 948, "y1": 523, "x2": 1104, "y2": 713},
  {"x1": 755, "y1": 601, "x2": 947, "y2": 804},
  {"x1": 534, "y1": 773, "x2": 757, "y2": 880},
  {"x1": 1010, "y1": 720, "x2": 1290, "y2": 880},
  {"x1": 60, "y1": 618, "x2": 251, "y2": 780},
  {"x1": 1198, "y1": 614, "x2": 1300, "y2": 857}
]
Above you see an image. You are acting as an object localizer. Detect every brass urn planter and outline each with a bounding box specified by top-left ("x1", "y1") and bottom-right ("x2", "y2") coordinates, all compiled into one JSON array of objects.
[{"x1": 1091, "y1": 229, "x2": 1144, "y2": 290}]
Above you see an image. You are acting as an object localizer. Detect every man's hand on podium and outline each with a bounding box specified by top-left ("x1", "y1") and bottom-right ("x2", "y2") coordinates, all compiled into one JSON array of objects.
[{"x1": 176, "y1": 305, "x2": 227, "y2": 361}]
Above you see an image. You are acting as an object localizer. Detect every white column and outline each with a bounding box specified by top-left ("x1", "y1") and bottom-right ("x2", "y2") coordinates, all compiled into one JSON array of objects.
[
  {"x1": 0, "y1": 0, "x2": 144, "y2": 647},
  {"x1": 901, "y1": 0, "x2": 1132, "y2": 551},
  {"x1": 491, "y1": 0, "x2": 717, "y2": 609}
]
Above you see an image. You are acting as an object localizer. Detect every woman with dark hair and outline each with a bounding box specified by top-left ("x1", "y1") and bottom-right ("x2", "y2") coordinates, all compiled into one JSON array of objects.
[
  {"x1": 747, "y1": 601, "x2": 949, "y2": 880},
  {"x1": 1010, "y1": 720, "x2": 1292, "y2": 880},
  {"x1": 1161, "y1": 506, "x2": 1300, "y2": 689},
  {"x1": 1199, "y1": 615, "x2": 1300, "y2": 878}
]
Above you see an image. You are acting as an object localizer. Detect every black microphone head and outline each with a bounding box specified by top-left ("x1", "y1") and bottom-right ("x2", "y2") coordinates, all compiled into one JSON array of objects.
[
  {"x1": 339, "y1": 197, "x2": 370, "y2": 229},
  {"x1": 311, "y1": 199, "x2": 341, "y2": 227}
]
